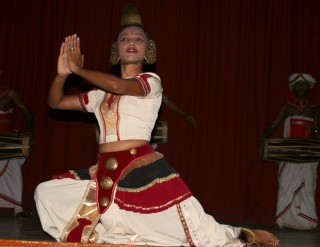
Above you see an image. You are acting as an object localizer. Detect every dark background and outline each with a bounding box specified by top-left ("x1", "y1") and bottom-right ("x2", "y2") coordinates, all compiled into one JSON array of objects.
[{"x1": 1, "y1": 0, "x2": 319, "y2": 225}]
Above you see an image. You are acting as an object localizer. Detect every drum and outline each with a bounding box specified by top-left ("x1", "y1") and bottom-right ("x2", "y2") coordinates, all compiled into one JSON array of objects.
[
  {"x1": 260, "y1": 138, "x2": 320, "y2": 163},
  {"x1": 0, "y1": 132, "x2": 31, "y2": 160},
  {"x1": 151, "y1": 121, "x2": 168, "y2": 145}
]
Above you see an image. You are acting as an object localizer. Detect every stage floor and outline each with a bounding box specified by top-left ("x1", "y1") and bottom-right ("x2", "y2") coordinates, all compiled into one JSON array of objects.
[{"x1": 0, "y1": 210, "x2": 319, "y2": 247}]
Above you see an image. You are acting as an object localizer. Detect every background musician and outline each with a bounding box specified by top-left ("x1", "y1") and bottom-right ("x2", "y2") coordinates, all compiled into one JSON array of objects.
[
  {"x1": 0, "y1": 73, "x2": 33, "y2": 218},
  {"x1": 260, "y1": 73, "x2": 320, "y2": 230}
]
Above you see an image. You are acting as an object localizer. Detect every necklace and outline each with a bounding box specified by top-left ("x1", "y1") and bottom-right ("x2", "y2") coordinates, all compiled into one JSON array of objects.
[{"x1": 287, "y1": 98, "x2": 314, "y2": 112}]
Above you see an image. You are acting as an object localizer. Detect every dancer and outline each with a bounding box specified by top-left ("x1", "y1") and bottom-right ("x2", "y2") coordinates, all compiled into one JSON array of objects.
[
  {"x1": 260, "y1": 73, "x2": 319, "y2": 230},
  {"x1": 35, "y1": 3, "x2": 279, "y2": 246}
]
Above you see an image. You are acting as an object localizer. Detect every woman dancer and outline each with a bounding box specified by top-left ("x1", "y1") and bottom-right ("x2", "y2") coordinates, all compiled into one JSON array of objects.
[{"x1": 35, "y1": 3, "x2": 279, "y2": 246}]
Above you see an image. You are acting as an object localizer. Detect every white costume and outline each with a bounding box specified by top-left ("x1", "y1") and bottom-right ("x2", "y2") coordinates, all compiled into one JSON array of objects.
[
  {"x1": 275, "y1": 116, "x2": 318, "y2": 229},
  {"x1": 35, "y1": 72, "x2": 247, "y2": 246}
]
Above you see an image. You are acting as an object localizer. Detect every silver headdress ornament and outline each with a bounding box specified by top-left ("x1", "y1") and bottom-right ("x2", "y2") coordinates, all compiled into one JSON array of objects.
[{"x1": 109, "y1": 3, "x2": 156, "y2": 65}]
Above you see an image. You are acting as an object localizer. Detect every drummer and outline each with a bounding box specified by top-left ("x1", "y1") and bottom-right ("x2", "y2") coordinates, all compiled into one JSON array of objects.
[
  {"x1": 260, "y1": 73, "x2": 320, "y2": 230},
  {"x1": 0, "y1": 80, "x2": 34, "y2": 218}
]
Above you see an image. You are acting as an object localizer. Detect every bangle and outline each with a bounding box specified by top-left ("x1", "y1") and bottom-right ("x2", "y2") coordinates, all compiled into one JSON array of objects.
[{"x1": 241, "y1": 228, "x2": 256, "y2": 246}]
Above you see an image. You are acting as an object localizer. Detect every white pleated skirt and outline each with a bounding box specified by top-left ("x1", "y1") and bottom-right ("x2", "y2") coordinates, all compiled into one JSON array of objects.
[{"x1": 34, "y1": 178, "x2": 245, "y2": 247}]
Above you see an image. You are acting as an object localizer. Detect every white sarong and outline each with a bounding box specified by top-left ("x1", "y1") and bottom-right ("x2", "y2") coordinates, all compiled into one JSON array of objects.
[
  {"x1": 275, "y1": 116, "x2": 318, "y2": 230},
  {"x1": 0, "y1": 158, "x2": 25, "y2": 214},
  {"x1": 35, "y1": 178, "x2": 246, "y2": 246}
]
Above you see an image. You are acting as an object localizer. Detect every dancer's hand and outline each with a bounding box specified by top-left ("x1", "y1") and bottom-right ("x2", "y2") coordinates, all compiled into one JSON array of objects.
[
  {"x1": 66, "y1": 34, "x2": 84, "y2": 73},
  {"x1": 57, "y1": 37, "x2": 72, "y2": 76}
]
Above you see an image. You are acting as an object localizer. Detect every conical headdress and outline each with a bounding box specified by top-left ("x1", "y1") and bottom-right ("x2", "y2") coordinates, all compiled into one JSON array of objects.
[
  {"x1": 121, "y1": 3, "x2": 142, "y2": 27},
  {"x1": 109, "y1": 3, "x2": 156, "y2": 65}
]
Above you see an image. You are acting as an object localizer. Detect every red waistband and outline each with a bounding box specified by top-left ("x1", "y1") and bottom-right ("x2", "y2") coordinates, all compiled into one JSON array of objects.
[
  {"x1": 0, "y1": 113, "x2": 14, "y2": 132},
  {"x1": 290, "y1": 118, "x2": 312, "y2": 126},
  {"x1": 95, "y1": 143, "x2": 154, "y2": 214}
]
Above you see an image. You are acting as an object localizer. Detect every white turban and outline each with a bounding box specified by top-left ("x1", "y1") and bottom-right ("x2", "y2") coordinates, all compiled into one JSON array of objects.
[{"x1": 288, "y1": 73, "x2": 316, "y2": 88}]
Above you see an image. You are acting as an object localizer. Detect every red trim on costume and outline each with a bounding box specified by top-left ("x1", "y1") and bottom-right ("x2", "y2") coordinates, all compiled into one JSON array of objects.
[
  {"x1": 0, "y1": 160, "x2": 9, "y2": 176},
  {"x1": 65, "y1": 218, "x2": 92, "y2": 242},
  {"x1": 83, "y1": 91, "x2": 90, "y2": 104},
  {"x1": 298, "y1": 213, "x2": 319, "y2": 224},
  {"x1": 0, "y1": 194, "x2": 22, "y2": 206},
  {"x1": 80, "y1": 89, "x2": 102, "y2": 112},
  {"x1": 289, "y1": 118, "x2": 313, "y2": 138},
  {"x1": 99, "y1": 94, "x2": 121, "y2": 143},
  {"x1": 107, "y1": 95, "x2": 116, "y2": 108},
  {"x1": 279, "y1": 162, "x2": 287, "y2": 177},
  {"x1": 79, "y1": 93, "x2": 88, "y2": 112},
  {"x1": 115, "y1": 176, "x2": 192, "y2": 213},
  {"x1": 116, "y1": 96, "x2": 120, "y2": 141},
  {"x1": 276, "y1": 182, "x2": 305, "y2": 219},
  {"x1": 52, "y1": 171, "x2": 77, "y2": 180},
  {"x1": 276, "y1": 202, "x2": 292, "y2": 219},
  {"x1": 0, "y1": 113, "x2": 14, "y2": 132},
  {"x1": 99, "y1": 95, "x2": 107, "y2": 143},
  {"x1": 136, "y1": 74, "x2": 152, "y2": 94},
  {"x1": 176, "y1": 204, "x2": 196, "y2": 247}
]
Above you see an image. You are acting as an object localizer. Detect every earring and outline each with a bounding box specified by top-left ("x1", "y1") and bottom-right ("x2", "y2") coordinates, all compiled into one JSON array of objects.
[
  {"x1": 109, "y1": 42, "x2": 120, "y2": 65},
  {"x1": 144, "y1": 40, "x2": 156, "y2": 64}
]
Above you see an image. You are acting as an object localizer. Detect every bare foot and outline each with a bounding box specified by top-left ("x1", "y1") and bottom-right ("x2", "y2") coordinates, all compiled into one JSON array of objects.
[{"x1": 243, "y1": 228, "x2": 279, "y2": 246}]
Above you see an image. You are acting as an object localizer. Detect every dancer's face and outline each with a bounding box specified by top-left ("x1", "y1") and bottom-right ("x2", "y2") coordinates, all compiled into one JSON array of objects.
[{"x1": 117, "y1": 26, "x2": 147, "y2": 65}]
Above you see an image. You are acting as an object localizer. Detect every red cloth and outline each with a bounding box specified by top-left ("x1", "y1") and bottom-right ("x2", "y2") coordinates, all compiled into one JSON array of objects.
[
  {"x1": 115, "y1": 175, "x2": 192, "y2": 213},
  {"x1": 52, "y1": 171, "x2": 78, "y2": 180},
  {"x1": 289, "y1": 118, "x2": 313, "y2": 138},
  {"x1": 0, "y1": 113, "x2": 14, "y2": 132}
]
